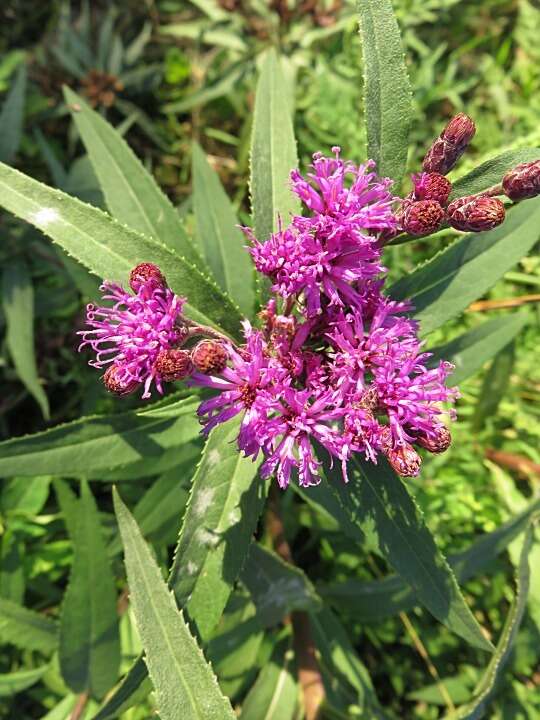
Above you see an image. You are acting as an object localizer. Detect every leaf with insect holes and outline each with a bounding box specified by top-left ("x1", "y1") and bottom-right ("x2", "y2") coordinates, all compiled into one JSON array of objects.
[
  {"x1": 113, "y1": 488, "x2": 236, "y2": 720},
  {"x1": 0, "y1": 161, "x2": 243, "y2": 337},
  {"x1": 358, "y1": 0, "x2": 412, "y2": 184},
  {"x1": 64, "y1": 88, "x2": 203, "y2": 265}
]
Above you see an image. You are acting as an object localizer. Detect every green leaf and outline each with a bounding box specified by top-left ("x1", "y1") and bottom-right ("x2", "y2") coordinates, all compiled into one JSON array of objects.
[
  {"x1": 169, "y1": 418, "x2": 267, "y2": 642},
  {"x1": 0, "y1": 665, "x2": 49, "y2": 697},
  {"x1": 319, "y1": 496, "x2": 540, "y2": 623},
  {"x1": 192, "y1": 142, "x2": 254, "y2": 315},
  {"x1": 92, "y1": 657, "x2": 150, "y2": 720},
  {"x1": 0, "y1": 63, "x2": 26, "y2": 164},
  {"x1": 250, "y1": 49, "x2": 299, "y2": 244},
  {"x1": 2, "y1": 259, "x2": 50, "y2": 418},
  {"x1": 240, "y1": 544, "x2": 321, "y2": 627},
  {"x1": 59, "y1": 480, "x2": 120, "y2": 698},
  {"x1": 64, "y1": 88, "x2": 202, "y2": 265},
  {"x1": 0, "y1": 598, "x2": 57, "y2": 653},
  {"x1": 443, "y1": 522, "x2": 536, "y2": 720},
  {"x1": 0, "y1": 395, "x2": 200, "y2": 478},
  {"x1": 451, "y1": 148, "x2": 540, "y2": 200},
  {"x1": 358, "y1": 0, "x2": 412, "y2": 184},
  {"x1": 113, "y1": 489, "x2": 236, "y2": 720},
  {"x1": 239, "y1": 642, "x2": 297, "y2": 720},
  {"x1": 322, "y1": 456, "x2": 493, "y2": 652},
  {"x1": 206, "y1": 594, "x2": 263, "y2": 699},
  {"x1": 1, "y1": 476, "x2": 51, "y2": 515},
  {"x1": 428, "y1": 313, "x2": 527, "y2": 385},
  {"x1": 472, "y1": 341, "x2": 516, "y2": 431},
  {"x1": 0, "y1": 161, "x2": 243, "y2": 336},
  {"x1": 0, "y1": 532, "x2": 24, "y2": 603},
  {"x1": 310, "y1": 608, "x2": 386, "y2": 718},
  {"x1": 390, "y1": 197, "x2": 540, "y2": 335}
]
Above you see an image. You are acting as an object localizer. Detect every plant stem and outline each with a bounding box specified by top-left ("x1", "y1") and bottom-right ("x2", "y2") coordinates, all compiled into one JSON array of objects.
[
  {"x1": 69, "y1": 692, "x2": 89, "y2": 720},
  {"x1": 266, "y1": 485, "x2": 325, "y2": 720},
  {"x1": 467, "y1": 293, "x2": 540, "y2": 312}
]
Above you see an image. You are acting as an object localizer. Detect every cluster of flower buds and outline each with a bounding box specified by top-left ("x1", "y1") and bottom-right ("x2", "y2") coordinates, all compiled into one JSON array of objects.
[
  {"x1": 399, "y1": 113, "x2": 507, "y2": 236},
  {"x1": 78, "y1": 262, "x2": 230, "y2": 399},
  {"x1": 80, "y1": 148, "x2": 459, "y2": 487}
]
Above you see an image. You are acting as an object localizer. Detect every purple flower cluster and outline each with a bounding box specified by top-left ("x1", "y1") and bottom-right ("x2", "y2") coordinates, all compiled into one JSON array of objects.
[{"x1": 80, "y1": 148, "x2": 458, "y2": 486}]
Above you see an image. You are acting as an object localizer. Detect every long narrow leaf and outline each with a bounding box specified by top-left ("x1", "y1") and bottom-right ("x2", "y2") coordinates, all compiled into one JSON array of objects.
[
  {"x1": 0, "y1": 162, "x2": 243, "y2": 336},
  {"x1": 192, "y1": 142, "x2": 254, "y2": 315},
  {"x1": 0, "y1": 63, "x2": 26, "y2": 164},
  {"x1": 250, "y1": 49, "x2": 299, "y2": 244},
  {"x1": 2, "y1": 259, "x2": 50, "y2": 418},
  {"x1": 358, "y1": 0, "x2": 412, "y2": 184},
  {"x1": 59, "y1": 481, "x2": 120, "y2": 698},
  {"x1": 113, "y1": 489, "x2": 236, "y2": 720},
  {"x1": 64, "y1": 88, "x2": 202, "y2": 265}
]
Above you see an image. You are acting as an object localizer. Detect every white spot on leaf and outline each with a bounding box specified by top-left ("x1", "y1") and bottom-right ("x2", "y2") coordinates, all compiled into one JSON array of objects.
[
  {"x1": 31, "y1": 207, "x2": 60, "y2": 227},
  {"x1": 197, "y1": 527, "x2": 219, "y2": 548},
  {"x1": 194, "y1": 488, "x2": 214, "y2": 516},
  {"x1": 207, "y1": 449, "x2": 221, "y2": 467}
]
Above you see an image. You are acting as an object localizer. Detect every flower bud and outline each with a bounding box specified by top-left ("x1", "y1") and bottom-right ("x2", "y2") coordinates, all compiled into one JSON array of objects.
[
  {"x1": 447, "y1": 195, "x2": 505, "y2": 232},
  {"x1": 416, "y1": 426, "x2": 451, "y2": 454},
  {"x1": 402, "y1": 200, "x2": 445, "y2": 237},
  {"x1": 422, "y1": 113, "x2": 476, "y2": 175},
  {"x1": 192, "y1": 340, "x2": 228, "y2": 375},
  {"x1": 502, "y1": 160, "x2": 540, "y2": 200},
  {"x1": 129, "y1": 263, "x2": 166, "y2": 293},
  {"x1": 154, "y1": 349, "x2": 192, "y2": 382},
  {"x1": 411, "y1": 172, "x2": 452, "y2": 205},
  {"x1": 386, "y1": 443, "x2": 422, "y2": 477},
  {"x1": 103, "y1": 365, "x2": 140, "y2": 396}
]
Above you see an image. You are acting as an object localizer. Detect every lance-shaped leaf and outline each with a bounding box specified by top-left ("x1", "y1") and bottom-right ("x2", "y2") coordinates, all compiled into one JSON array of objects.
[
  {"x1": 358, "y1": 0, "x2": 412, "y2": 184},
  {"x1": 250, "y1": 48, "x2": 299, "y2": 243},
  {"x1": 0, "y1": 395, "x2": 200, "y2": 478},
  {"x1": 0, "y1": 665, "x2": 49, "y2": 698},
  {"x1": 450, "y1": 148, "x2": 540, "y2": 201},
  {"x1": 322, "y1": 456, "x2": 493, "y2": 652},
  {"x1": 64, "y1": 88, "x2": 202, "y2": 265},
  {"x1": 310, "y1": 608, "x2": 387, "y2": 718},
  {"x1": 169, "y1": 418, "x2": 267, "y2": 642},
  {"x1": 239, "y1": 642, "x2": 297, "y2": 720},
  {"x1": 319, "y1": 496, "x2": 540, "y2": 623},
  {"x1": 2, "y1": 259, "x2": 50, "y2": 418},
  {"x1": 390, "y1": 196, "x2": 540, "y2": 335},
  {"x1": 241, "y1": 544, "x2": 321, "y2": 627},
  {"x1": 59, "y1": 480, "x2": 120, "y2": 699},
  {"x1": 428, "y1": 312, "x2": 527, "y2": 385},
  {"x1": 443, "y1": 522, "x2": 536, "y2": 720},
  {"x1": 0, "y1": 161, "x2": 243, "y2": 336},
  {"x1": 472, "y1": 342, "x2": 516, "y2": 431},
  {"x1": 113, "y1": 489, "x2": 236, "y2": 720},
  {"x1": 99, "y1": 419, "x2": 268, "y2": 714},
  {"x1": 0, "y1": 598, "x2": 58, "y2": 653},
  {"x1": 192, "y1": 141, "x2": 254, "y2": 315},
  {"x1": 0, "y1": 63, "x2": 26, "y2": 164}
]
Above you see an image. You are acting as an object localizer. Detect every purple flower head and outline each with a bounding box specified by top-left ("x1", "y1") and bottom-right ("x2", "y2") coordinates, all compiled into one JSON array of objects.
[
  {"x1": 192, "y1": 322, "x2": 283, "y2": 457},
  {"x1": 258, "y1": 387, "x2": 345, "y2": 489},
  {"x1": 246, "y1": 148, "x2": 398, "y2": 317},
  {"x1": 78, "y1": 277, "x2": 186, "y2": 399}
]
